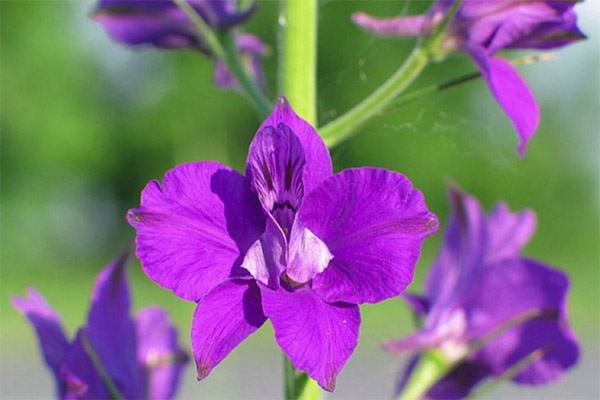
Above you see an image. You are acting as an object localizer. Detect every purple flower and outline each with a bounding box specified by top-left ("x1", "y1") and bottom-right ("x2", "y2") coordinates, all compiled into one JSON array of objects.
[
  {"x1": 386, "y1": 187, "x2": 579, "y2": 398},
  {"x1": 12, "y1": 250, "x2": 188, "y2": 399},
  {"x1": 353, "y1": 1, "x2": 585, "y2": 156},
  {"x1": 127, "y1": 97, "x2": 439, "y2": 391},
  {"x1": 92, "y1": 0, "x2": 266, "y2": 91}
]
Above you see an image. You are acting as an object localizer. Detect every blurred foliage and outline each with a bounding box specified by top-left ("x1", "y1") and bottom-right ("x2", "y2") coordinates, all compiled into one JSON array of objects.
[{"x1": 1, "y1": 0, "x2": 598, "y2": 397}]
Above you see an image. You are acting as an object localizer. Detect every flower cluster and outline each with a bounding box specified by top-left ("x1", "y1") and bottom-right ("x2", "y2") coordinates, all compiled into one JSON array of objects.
[
  {"x1": 388, "y1": 187, "x2": 579, "y2": 398},
  {"x1": 354, "y1": 0, "x2": 585, "y2": 155},
  {"x1": 93, "y1": 0, "x2": 266, "y2": 91},
  {"x1": 13, "y1": 250, "x2": 188, "y2": 399},
  {"x1": 127, "y1": 97, "x2": 439, "y2": 390}
]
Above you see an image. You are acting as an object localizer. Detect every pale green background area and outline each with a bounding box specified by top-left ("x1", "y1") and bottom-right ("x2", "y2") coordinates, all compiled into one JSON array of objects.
[{"x1": 1, "y1": 0, "x2": 598, "y2": 399}]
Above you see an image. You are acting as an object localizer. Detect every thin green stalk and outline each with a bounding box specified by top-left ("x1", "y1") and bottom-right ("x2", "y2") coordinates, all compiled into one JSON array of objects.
[
  {"x1": 279, "y1": 0, "x2": 318, "y2": 124},
  {"x1": 173, "y1": 0, "x2": 272, "y2": 118},
  {"x1": 81, "y1": 333, "x2": 125, "y2": 399},
  {"x1": 219, "y1": 32, "x2": 272, "y2": 118},
  {"x1": 397, "y1": 350, "x2": 454, "y2": 400},
  {"x1": 319, "y1": 46, "x2": 430, "y2": 147}
]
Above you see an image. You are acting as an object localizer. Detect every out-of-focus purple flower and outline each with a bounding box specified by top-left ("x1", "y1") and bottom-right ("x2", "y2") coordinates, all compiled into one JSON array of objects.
[
  {"x1": 353, "y1": 1, "x2": 585, "y2": 156},
  {"x1": 127, "y1": 96, "x2": 438, "y2": 391},
  {"x1": 92, "y1": 0, "x2": 266, "y2": 91},
  {"x1": 13, "y1": 249, "x2": 188, "y2": 399},
  {"x1": 386, "y1": 187, "x2": 579, "y2": 399}
]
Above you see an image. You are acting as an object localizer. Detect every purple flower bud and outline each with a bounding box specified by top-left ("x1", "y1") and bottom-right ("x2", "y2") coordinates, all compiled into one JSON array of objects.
[
  {"x1": 386, "y1": 186, "x2": 579, "y2": 398},
  {"x1": 127, "y1": 97, "x2": 439, "y2": 391},
  {"x1": 353, "y1": 0, "x2": 585, "y2": 156},
  {"x1": 12, "y1": 249, "x2": 188, "y2": 399}
]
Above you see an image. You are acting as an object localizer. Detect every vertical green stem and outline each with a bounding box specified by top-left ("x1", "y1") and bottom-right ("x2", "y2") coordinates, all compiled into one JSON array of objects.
[
  {"x1": 279, "y1": 0, "x2": 318, "y2": 124},
  {"x1": 278, "y1": 0, "x2": 320, "y2": 398},
  {"x1": 319, "y1": 47, "x2": 429, "y2": 147},
  {"x1": 397, "y1": 350, "x2": 454, "y2": 400}
]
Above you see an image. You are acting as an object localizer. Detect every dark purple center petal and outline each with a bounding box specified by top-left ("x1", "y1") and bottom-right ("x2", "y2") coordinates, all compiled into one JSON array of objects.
[{"x1": 246, "y1": 123, "x2": 306, "y2": 234}]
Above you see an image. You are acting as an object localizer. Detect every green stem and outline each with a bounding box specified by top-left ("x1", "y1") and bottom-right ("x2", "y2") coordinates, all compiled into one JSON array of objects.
[
  {"x1": 279, "y1": 1, "x2": 320, "y2": 398},
  {"x1": 219, "y1": 32, "x2": 272, "y2": 119},
  {"x1": 319, "y1": 46, "x2": 430, "y2": 147},
  {"x1": 398, "y1": 350, "x2": 454, "y2": 400},
  {"x1": 279, "y1": 0, "x2": 318, "y2": 124},
  {"x1": 173, "y1": 0, "x2": 272, "y2": 118}
]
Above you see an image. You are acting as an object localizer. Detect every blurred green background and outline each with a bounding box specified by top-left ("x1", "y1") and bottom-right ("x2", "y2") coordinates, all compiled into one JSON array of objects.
[{"x1": 1, "y1": 0, "x2": 598, "y2": 398}]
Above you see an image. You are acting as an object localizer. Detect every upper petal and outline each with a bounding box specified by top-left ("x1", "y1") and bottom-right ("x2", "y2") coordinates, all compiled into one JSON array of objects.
[
  {"x1": 304, "y1": 168, "x2": 438, "y2": 304},
  {"x1": 12, "y1": 288, "x2": 71, "y2": 393},
  {"x1": 259, "y1": 284, "x2": 360, "y2": 391},
  {"x1": 191, "y1": 279, "x2": 267, "y2": 380},
  {"x1": 85, "y1": 249, "x2": 142, "y2": 398},
  {"x1": 485, "y1": 201, "x2": 536, "y2": 264},
  {"x1": 246, "y1": 123, "x2": 306, "y2": 232},
  {"x1": 257, "y1": 97, "x2": 332, "y2": 195},
  {"x1": 466, "y1": 46, "x2": 539, "y2": 156},
  {"x1": 128, "y1": 162, "x2": 265, "y2": 301},
  {"x1": 135, "y1": 307, "x2": 189, "y2": 400}
]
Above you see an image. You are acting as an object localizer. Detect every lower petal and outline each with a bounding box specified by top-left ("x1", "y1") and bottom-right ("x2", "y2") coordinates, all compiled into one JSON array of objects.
[
  {"x1": 135, "y1": 307, "x2": 189, "y2": 400},
  {"x1": 191, "y1": 279, "x2": 267, "y2": 380},
  {"x1": 466, "y1": 46, "x2": 540, "y2": 157},
  {"x1": 260, "y1": 285, "x2": 361, "y2": 391}
]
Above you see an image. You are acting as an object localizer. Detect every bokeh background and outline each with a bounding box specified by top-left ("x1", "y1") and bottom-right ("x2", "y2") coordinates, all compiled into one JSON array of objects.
[{"x1": 2, "y1": 1, "x2": 598, "y2": 398}]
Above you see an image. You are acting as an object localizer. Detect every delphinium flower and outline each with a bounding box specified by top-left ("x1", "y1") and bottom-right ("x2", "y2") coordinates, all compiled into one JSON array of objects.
[
  {"x1": 13, "y1": 250, "x2": 188, "y2": 399},
  {"x1": 92, "y1": 0, "x2": 266, "y2": 91},
  {"x1": 127, "y1": 97, "x2": 439, "y2": 391},
  {"x1": 386, "y1": 187, "x2": 579, "y2": 398},
  {"x1": 353, "y1": 0, "x2": 585, "y2": 156}
]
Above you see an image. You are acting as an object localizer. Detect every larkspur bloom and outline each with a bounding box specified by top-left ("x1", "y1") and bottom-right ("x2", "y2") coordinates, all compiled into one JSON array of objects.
[
  {"x1": 353, "y1": 0, "x2": 585, "y2": 156},
  {"x1": 386, "y1": 187, "x2": 579, "y2": 399},
  {"x1": 127, "y1": 97, "x2": 439, "y2": 390},
  {"x1": 13, "y1": 250, "x2": 188, "y2": 399},
  {"x1": 92, "y1": 0, "x2": 266, "y2": 91}
]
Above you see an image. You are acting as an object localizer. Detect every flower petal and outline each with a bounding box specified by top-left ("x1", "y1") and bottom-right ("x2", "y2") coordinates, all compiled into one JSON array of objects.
[
  {"x1": 60, "y1": 330, "x2": 112, "y2": 400},
  {"x1": 136, "y1": 307, "x2": 189, "y2": 400},
  {"x1": 85, "y1": 249, "x2": 142, "y2": 398},
  {"x1": 92, "y1": 4, "x2": 204, "y2": 50},
  {"x1": 260, "y1": 285, "x2": 360, "y2": 391},
  {"x1": 286, "y1": 219, "x2": 333, "y2": 284},
  {"x1": 305, "y1": 168, "x2": 438, "y2": 304},
  {"x1": 246, "y1": 124, "x2": 306, "y2": 232},
  {"x1": 463, "y1": 258, "x2": 579, "y2": 384},
  {"x1": 424, "y1": 186, "x2": 488, "y2": 310},
  {"x1": 12, "y1": 288, "x2": 70, "y2": 391},
  {"x1": 191, "y1": 279, "x2": 267, "y2": 380},
  {"x1": 241, "y1": 217, "x2": 286, "y2": 288},
  {"x1": 485, "y1": 202, "x2": 536, "y2": 264},
  {"x1": 128, "y1": 162, "x2": 265, "y2": 301},
  {"x1": 258, "y1": 97, "x2": 332, "y2": 195},
  {"x1": 466, "y1": 46, "x2": 540, "y2": 156},
  {"x1": 352, "y1": 12, "x2": 429, "y2": 37}
]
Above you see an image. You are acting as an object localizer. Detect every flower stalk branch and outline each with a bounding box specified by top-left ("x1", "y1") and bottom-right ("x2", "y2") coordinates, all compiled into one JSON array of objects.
[
  {"x1": 173, "y1": 0, "x2": 272, "y2": 118},
  {"x1": 398, "y1": 350, "x2": 454, "y2": 400}
]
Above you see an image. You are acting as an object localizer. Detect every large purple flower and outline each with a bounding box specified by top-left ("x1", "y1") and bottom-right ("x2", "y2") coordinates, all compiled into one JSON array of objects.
[
  {"x1": 353, "y1": 0, "x2": 585, "y2": 156},
  {"x1": 92, "y1": 0, "x2": 265, "y2": 91},
  {"x1": 12, "y1": 250, "x2": 188, "y2": 399},
  {"x1": 127, "y1": 97, "x2": 439, "y2": 390},
  {"x1": 386, "y1": 187, "x2": 579, "y2": 398}
]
